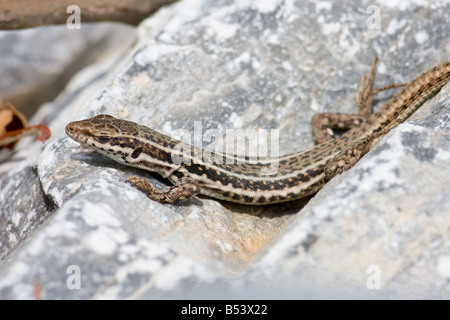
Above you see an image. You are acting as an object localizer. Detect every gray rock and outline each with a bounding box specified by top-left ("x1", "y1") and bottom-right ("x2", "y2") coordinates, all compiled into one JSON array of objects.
[
  {"x1": 0, "y1": 22, "x2": 136, "y2": 264},
  {"x1": 238, "y1": 89, "x2": 450, "y2": 299},
  {"x1": 0, "y1": 23, "x2": 136, "y2": 118},
  {"x1": 0, "y1": 0, "x2": 449, "y2": 299}
]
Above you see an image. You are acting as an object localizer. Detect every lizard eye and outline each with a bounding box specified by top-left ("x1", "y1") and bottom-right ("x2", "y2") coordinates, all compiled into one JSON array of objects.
[
  {"x1": 96, "y1": 136, "x2": 111, "y2": 144},
  {"x1": 131, "y1": 147, "x2": 143, "y2": 159}
]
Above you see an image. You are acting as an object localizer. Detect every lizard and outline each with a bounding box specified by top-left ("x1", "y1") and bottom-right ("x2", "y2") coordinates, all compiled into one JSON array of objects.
[{"x1": 65, "y1": 58, "x2": 450, "y2": 204}]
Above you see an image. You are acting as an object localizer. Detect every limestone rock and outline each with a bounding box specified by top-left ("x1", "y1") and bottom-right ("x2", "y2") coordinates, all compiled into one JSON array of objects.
[
  {"x1": 0, "y1": 23, "x2": 136, "y2": 118},
  {"x1": 0, "y1": 0, "x2": 449, "y2": 299}
]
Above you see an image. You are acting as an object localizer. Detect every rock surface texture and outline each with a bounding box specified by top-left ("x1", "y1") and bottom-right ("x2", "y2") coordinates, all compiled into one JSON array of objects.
[{"x1": 0, "y1": 0, "x2": 449, "y2": 299}]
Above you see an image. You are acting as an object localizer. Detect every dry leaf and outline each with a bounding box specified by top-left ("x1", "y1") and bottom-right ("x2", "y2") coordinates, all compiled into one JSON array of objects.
[{"x1": 0, "y1": 101, "x2": 51, "y2": 149}]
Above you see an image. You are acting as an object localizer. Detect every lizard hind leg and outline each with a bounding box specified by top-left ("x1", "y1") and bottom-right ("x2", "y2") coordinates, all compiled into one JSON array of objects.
[
  {"x1": 324, "y1": 138, "x2": 373, "y2": 181},
  {"x1": 312, "y1": 57, "x2": 405, "y2": 145},
  {"x1": 126, "y1": 176, "x2": 200, "y2": 203},
  {"x1": 312, "y1": 113, "x2": 364, "y2": 144}
]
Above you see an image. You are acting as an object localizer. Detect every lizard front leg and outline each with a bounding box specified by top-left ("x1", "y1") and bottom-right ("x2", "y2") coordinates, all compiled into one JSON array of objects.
[{"x1": 126, "y1": 176, "x2": 200, "y2": 203}]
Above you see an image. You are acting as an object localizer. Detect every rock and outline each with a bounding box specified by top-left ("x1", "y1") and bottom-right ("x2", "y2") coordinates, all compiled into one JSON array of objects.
[
  {"x1": 238, "y1": 88, "x2": 450, "y2": 299},
  {"x1": 0, "y1": 0, "x2": 449, "y2": 299},
  {"x1": 0, "y1": 23, "x2": 136, "y2": 118},
  {"x1": 0, "y1": 22, "x2": 137, "y2": 263}
]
